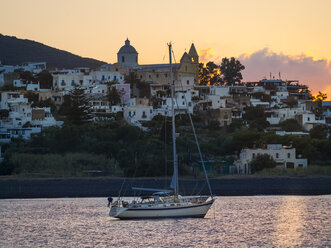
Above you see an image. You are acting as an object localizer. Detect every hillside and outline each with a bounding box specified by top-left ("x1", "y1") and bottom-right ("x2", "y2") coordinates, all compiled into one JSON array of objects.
[{"x1": 0, "y1": 34, "x2": 106, "y2": 69}]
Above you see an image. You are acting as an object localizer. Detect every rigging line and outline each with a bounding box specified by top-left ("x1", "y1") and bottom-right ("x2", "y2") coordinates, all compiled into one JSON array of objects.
[
  {"x1": 172, "y1": 49, "x2": 177, "y2": 64},
  {"x1": 178, "y1": 76, "x2": 214, "y2": 197},
  {"x1": 164, "y1": 115, "x2": 168, "y2": 188}
]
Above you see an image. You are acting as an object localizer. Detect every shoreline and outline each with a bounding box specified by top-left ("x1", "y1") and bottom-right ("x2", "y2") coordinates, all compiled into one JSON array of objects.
[{"x1": 0, "y1": 176, "x2": 330, "y2": 199}]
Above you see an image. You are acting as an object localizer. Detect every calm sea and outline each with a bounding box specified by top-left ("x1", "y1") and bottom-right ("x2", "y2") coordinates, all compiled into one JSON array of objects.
[{"x1": 0, "y1": 195, "x2": 330, "y2": 248}]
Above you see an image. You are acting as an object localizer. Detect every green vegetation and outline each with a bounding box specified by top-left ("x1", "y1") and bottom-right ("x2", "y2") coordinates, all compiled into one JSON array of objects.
[
  {"x1": 255, "y1": 165, "x2": 331, "y2": 176},
  {"x1": 58, "y1": 87, "x2": 92, "y2": 125},
  {"x1": 219, "y1": 57, "x2": 245, "y2": 85},
  {"x1": 249, "y1": 154, "x2": 277, "y2": 173},
  {"x1": 1, "y1": 114, "x2": 330, "y2": 177}
]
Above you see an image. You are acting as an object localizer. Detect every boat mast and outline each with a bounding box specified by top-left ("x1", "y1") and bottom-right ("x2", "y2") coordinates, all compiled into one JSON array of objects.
[{"x1": 168, "y1": 42, "x2": 178, "y2": 197}]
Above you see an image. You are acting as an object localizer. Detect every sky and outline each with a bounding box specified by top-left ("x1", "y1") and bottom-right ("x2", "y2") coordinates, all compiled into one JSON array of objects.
[{"x1": 0, "y1": 0, "x2": 330, "y2": 99}]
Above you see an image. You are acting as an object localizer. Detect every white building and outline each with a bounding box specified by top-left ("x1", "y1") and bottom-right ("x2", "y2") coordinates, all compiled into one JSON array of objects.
[
  {"x1": 0, "y1": 127, "x2": 41, "y2": 142},
  {"x1": 13, "y1": 79, "x2": 25, "y2": 87},
  {"x1": 31, "y1": 107, "x2": 58, "y2": 127},
  {"x1": 26, "y1": 82, "x2": 40, "y2": 91},
  {"x1": 295, "y1": 113, "x2": 326, "y2": 131},
  {"x1": 52, "y1": 70, "x2": 92, "y2": 90},
  {"x1": 209, "y1": 86, "x2": 230, "y2": 97},
  {"x1": 0, "y1": 92, "x2": 32, "y2": 128},
  {"x1": 155, "y1": 90, "x2": 195, "y2": 116},
  {"x1": 267, "y1": 107, "x2": 303, "y2": 125},
  {"x1": 0, "y1": 92, "x2": 60, "y2": 141},
  {"x1": 20, "y1": 62, "x2": 46, "y2": 74},
  {"x1": 117, "y1": 39, "x2": 138, "y2": 67},
  {"x1": 90, "y1": 71, "x2": 124, "y2": 83},
  {"x1": 206, "y1": 95, "x2": 227, "y2": 109},
  {"x1": 124, "y1": 105, "x2": 153, "y2": 123},
  {"x1": 234, "y1": 144, "x2": 308, "y2": 174},
  {"x1": 250, "y1": 98, "x2": 270, "y2": 107}
]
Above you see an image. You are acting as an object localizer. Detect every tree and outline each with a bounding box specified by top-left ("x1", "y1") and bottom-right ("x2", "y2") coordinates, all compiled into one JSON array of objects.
[
  {"x1": 198, "y1": 61, "x2": 222, "y2": 85},
  {"x1": 0, "y1": 109, "x2": 9, "y2": 119},
  {"x1": 198, "y1": 63, "x2": 210, "y2": 85},
  {"x1": 107, "y1": 86, "x2": 121, "y2": 105},
  {"x1": 249, "y1": 154, "x2": 277, "y2": 173},
  {"x1": 279, "y1": 119, "x2": 302, "y2": 132},
  {"x1": 36, "y1": 70, "x2": 53, "y2": 89},
  {"x1": 312, "y1": 91, "x2": 327, "y2": 102},
  {"x1": 243, "y1": 106, "x2": 269, "y2": 131},
  {"x1": 24, "y1": 91, "x2": 39, "y2": 104},
  {"x1": 59, "y1": 87, "x2": 91, "y2": 125},
  {"x1": 19, "y1": 71, "x2": 36, "y2": 83},
  {"x1": 125, "y1": 72, "x2": 150, "y2": 98},
  {"x1": 219, "y1": 57, "x2": 245, "y2": 85},
  {"x1": 206, "y1": 61, "x2": 221, "y2": 85},
  {"x1": 309, "y1": 124, "x2": 328, "y2": 139}
]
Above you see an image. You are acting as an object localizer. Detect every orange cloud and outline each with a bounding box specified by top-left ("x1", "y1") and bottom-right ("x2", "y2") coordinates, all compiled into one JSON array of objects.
[
  {"x1": 198, "y1": 48, "x2": 216, "y2": 63},
  {"x1": 238, "y1": 48, "x2": 331, "y2": 100}
]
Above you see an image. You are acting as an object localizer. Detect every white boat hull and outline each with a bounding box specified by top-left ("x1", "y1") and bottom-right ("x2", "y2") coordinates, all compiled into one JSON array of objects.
[{"x1": 109, "y1": 199, "x2": 214, "y2": 219}]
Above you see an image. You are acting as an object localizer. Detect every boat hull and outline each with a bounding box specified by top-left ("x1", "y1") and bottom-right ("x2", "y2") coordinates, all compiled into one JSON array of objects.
[{"x1": 109, "y1": 199, "x2": 214, "y2": 219}]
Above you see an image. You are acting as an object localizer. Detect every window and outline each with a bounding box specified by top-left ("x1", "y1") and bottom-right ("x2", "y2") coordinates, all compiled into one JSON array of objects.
[
  {"x1": 252, "y1": 153, "x2": 255, "y2": 158},
  {"x1": 122, "y1": 56, "x2": 125, "y2": 63},
  {"x1": 102, "y1": 75, "x2": 105, "y2": 81},
  {"x1": 113, "y1": 76, "x2": 117, "y2": 81},
  {"x1": 61, "y1": 80, "x2": 65, "y2": 86},
  {"x1": 187, "y1": 80, "x2": 190, "y2": 85},
  {"x1": 276, "y1": 153, "x2": 279, "y2": 159},
  {"x1": 287, "y1": 153, "x2": 290, "y2": 158},
  {"x1": 307, "y1": 117, "x2": 310, "y2": 121},
  {"x1": 71, "y1": 80, "x2": 75, "y2": 86},
  {"x1": 165, "y1": 74, "x2": 168, "y2": 78}
]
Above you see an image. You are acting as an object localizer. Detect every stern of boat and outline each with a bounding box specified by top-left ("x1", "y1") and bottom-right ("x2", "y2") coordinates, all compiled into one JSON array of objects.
[{"x1": 109, "y1": 206, "x2": 127, "y2": 218}]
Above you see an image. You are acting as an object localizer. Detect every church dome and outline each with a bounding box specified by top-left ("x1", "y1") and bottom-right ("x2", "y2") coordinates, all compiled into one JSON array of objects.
[{"x1": 117, "y1": 39, "x2": 138, "y2": 54}]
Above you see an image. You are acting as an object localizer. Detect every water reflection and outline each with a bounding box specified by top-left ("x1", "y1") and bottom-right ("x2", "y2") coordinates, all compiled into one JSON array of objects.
[
  {"x1": 274, "y1": 196, "x2": 306, "y2": 247},
  {"x1": 0, "y1": 196, "x2": 330, "y2": 247}
]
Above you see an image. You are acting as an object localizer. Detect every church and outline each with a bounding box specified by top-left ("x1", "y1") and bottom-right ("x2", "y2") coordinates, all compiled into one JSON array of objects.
[{"x1": 106, "y1": 39, "x2": 199, "y2": 93}]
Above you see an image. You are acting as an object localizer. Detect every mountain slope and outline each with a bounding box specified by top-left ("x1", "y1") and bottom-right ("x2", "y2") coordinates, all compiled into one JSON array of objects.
[{"x1": 0, "y1": 34, "x2": 107, "y2": 69}]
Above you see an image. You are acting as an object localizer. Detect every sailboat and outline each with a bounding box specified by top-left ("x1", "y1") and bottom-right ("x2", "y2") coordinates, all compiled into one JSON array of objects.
[{"x1": 108, "y1": 43, "x2": 214, "y2": 219}]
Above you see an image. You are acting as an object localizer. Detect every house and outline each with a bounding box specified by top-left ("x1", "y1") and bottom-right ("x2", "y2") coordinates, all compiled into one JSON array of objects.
[
  {"x1": 124, "y1": 98, "x2": 153, "y2": 124},
  {"x1": 234, "y1": 144, "x2": 308, "y2": 174},
  {"x1": 20, "y1": 62, "x2": 46, "y2": 73},
  {"x1": 52, "y1": 69, "x2": 92, "y2": 90},
  {"x1": 90, "y1": 70, "x2": 124, "y2": 83}
]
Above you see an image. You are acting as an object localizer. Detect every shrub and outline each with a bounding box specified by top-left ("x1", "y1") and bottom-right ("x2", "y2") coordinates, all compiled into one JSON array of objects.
[{"x1": 249, "y1": 154, "x2": 276, "y2": 173}]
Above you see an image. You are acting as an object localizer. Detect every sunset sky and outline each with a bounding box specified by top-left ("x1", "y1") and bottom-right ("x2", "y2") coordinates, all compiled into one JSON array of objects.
[{"x1": 1, "y1": 0, "x2": 330, "y2": 99}]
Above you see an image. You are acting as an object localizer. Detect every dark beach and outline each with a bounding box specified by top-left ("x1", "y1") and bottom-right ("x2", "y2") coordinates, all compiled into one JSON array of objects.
[{"x1": 0, "y1": 176, "x2": 330, "y2": 199}]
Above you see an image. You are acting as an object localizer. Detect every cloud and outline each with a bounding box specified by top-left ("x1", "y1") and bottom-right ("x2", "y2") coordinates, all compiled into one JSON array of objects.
[
  {"x1": 198, "y1": 48, "x2": 217, "y2": 63},
  {"x1": 238, "y1": 48, "x2": 331, "y2": 99}
]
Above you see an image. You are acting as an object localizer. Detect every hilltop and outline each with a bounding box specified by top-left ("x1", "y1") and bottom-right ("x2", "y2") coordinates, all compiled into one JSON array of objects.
[{"x1": 0, "y1": 34, "x2": 106, "y2": 69}]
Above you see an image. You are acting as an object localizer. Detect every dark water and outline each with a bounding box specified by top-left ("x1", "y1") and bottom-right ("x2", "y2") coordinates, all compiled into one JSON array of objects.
[{"x1": 0, "y1": 195, "x2": 330, "y2": 248}]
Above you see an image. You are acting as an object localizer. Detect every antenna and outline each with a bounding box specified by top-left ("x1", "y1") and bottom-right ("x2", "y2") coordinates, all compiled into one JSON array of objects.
[
  {"x1": 279, "y1": 72, "x2": 281, "y2": 80},
  {"x1": 270, "y1": 72, "x2": 272, "y2": 80}
]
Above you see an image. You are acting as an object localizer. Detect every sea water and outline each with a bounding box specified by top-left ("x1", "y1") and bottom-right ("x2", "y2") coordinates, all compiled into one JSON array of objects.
[{"x1": 0, "y1": 195, "x2": 330, "y2": 247}]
